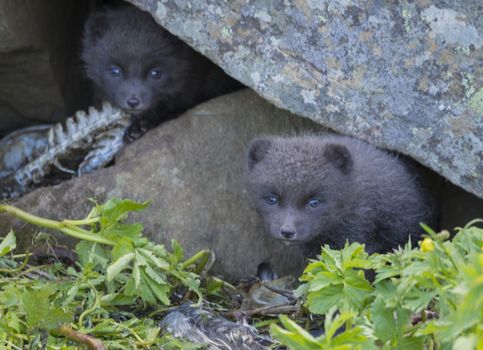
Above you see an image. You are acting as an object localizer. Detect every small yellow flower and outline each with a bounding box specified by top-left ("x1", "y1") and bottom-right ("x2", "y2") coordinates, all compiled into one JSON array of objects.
[{"x1": 421, "y1": 238, "x2": 435, "y2": 252}]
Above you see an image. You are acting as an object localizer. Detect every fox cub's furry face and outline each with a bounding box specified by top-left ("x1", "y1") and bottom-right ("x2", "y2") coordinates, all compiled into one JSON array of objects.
[
  {"x1": 82, "y1": 6, "x2": 195, "y2": 114},
  {"x1": 246, "y1": 137, "x2": 353, "y2": 245},
  {"x1": 246, "y1": 135, "x2": 436, "y2": 255}
]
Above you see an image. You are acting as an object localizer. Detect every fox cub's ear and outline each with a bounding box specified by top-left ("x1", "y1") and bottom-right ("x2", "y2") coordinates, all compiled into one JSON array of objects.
[
  {"x1": 323, "y1": 143, "x2": 353, "y2": 174},
  {"x1": 83, "y1": 11, "x2": 109, "y2": 45},
  {"x1": 247, "y1": 138, "x2": 271, "y2": 170}
]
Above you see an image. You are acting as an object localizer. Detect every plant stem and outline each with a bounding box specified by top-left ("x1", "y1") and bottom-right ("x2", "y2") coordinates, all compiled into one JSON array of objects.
[
  {"x1": 10, "y1": 253, "x2": 32, "y2": 259},
  {"x1": 180, "y1": 249, "x2": 211, "y2": 273},
  {"x1": 57, "y1": 324, "x2": 106, "y2": 350},
  {"x1": 62, "y1": 217, "x2": 100, "y2": 226},
  {"x1": 0, "y1": 204, "x2": 114, "y2": 246},
  {"x1": 0, "y1": 253, "x2": 29, "y2": 273},
  {"x1": 0, "y1": 204, "x2": 60, "y2": 229}
]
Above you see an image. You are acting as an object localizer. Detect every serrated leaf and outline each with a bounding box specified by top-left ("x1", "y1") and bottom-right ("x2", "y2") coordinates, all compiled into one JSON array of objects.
[
  {"x1": 139, "y1": 273, "x2": 157, "y2": 305},
  {"x1": 293, "y1": 283, "x2": 309, "y2": 299},
  {"x1": 320, "y1": 246, "x2": 341, "y2": 271},
  {"x1": 106, "y1": 252, "x2": 135, "y2": 282},
  {"x1": 132, "y1": 261, "x2": 141, "y2": 290},
  {"x1": 306, "y1": 284, "x2": 343, "y2": 315},
  {"x1": 149, "y1": 243, "x2": 168, "y2": 257},
  {"x1": 403, "y1": 289, "x2": 436, "y2": 312},
  {"x1": 344, "y1": 285, "x2": 372, "y2": 310},
  {"x1": 103, "y1": 223, "x2": 144, "y2": 240},
  {"x1": 124, "y1": 276, "x2": 136, "y2": 297},
  {"x1": 341, "y1": 242, "x2": 367, "y2": 267},
  {"x1": 76, "y1": 241, "x2": 109, "y2": 268},
  {"x1": 135, "y1": 250, "x2": 148, "y2": 266},
  {"x1": 371, "y1": 296, "x2": 396, "y2": 343},
  {"x1": 307, "y1": 272, "x2": 339, "y2": 292},
  {"x1": 323, "y1": 307, "x2": 350, "y2": 341},
  {"x1": 21, "y1": 287, "x2": 71, "y2": 330},
  {"x1": 149, "y1": 280, "x2": 171, "y2": 306},
  {"x1": 143, "y1": 265, "x2": 167, "y2": 285},
  {"x1": 100, "y1": 198, "x2": 149, "y2": 228},
  {"x1": 101, "y1": 293, "x2": 135, "y2": 306},
  {"x1": 395, "y1": 335, "x2": 425, "y2": 350},
  {"x1": 177, "y1": 271, "x2": 201, "y2": 294},
  {"x1": 171, "y1": 239, "x2": 184, "y2": 261},
  {"x1": 138, "y1": 248, "x2": 169, "y2": 270},
  {"x1": 140, "y1": 269, "x2": 170, "y2": 305},
  {"x1": 300, "y1": 260, "x2": 327, "y2": 280},
  {"x1": 204, "y1": 277, "x2": 224, "y2": 295},
  {"x1": 44, "y1": 308, "x2": 72, "y2": 330},
  {"x1": 111, "y1": 237, "x2": 135, "y2": 261},
  {"x1": 62, "y1": 284, "x2": 80, "y2": 307},
  {"x1": 416, "y1": 320, "x2": 450, "y2": 336},
  {"x1": 0, "y1": 230, "x2": 16, "y2": 257},
  {"x1": 22, "y1": 287, "x2": 52, "y2": 328},
  {"x1": 271, "y1": 315, "x2": 322, "y2": 350}
]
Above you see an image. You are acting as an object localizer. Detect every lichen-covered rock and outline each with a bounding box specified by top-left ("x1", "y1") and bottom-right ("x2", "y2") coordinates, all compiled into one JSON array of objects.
[
  {"x1": 0, "y1": 90, "x2": 323, "y2": 278},
  {"x1": 127, "y1": 0, "x2": 483, "y2": 198}
]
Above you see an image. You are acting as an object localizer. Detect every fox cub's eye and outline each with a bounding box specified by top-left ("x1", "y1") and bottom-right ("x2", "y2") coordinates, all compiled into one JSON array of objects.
[
  {"x1": 149, "y1": 68, "x2": 163, "y2": 79},
  {"x1": 265, "y1": 194, "x2": 279, "y2": 205},
  {"x1": 109, "y1": 66, "x2": 121, "y2": 77},
  {"x1": 308, "y1": 198, "x2": 321, "y2": 208}
]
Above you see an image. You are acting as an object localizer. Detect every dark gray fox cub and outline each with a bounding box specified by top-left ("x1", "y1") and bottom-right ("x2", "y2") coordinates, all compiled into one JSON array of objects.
[
  {"x1": 246, "y1": 135, "x2": 436, "y2": 257},
  {"x1": 82, "y1": 4, "x2": 241, "y2": 128}
]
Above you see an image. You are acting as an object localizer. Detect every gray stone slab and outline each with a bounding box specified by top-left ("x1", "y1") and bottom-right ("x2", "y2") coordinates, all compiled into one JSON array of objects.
[{"x1": 127, "y1": 0, "x2": 483, "y2": 198}]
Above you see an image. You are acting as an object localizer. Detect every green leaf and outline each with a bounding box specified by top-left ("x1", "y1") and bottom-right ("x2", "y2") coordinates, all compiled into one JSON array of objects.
[
  {"x1": 403, "y1": 289, "x2": 436, "y2": 312},
  {"x1": 101, "y1": 293, "x2": 135, "y2": 306},
  {"x1": 139, "y1": 273, "x2": 157, "y2": 305},
  {"x1": 148, "y1": 279, "x2": 171, "y2": 306},
  {"x1": 62, "y1": 284, "x2": 80, "y2": 307},
  {"x1": 76, "y1": 241, "x2": 109, "y2": 268},
  {"x1": 106, "y1": 252, "x2": 135, "y2": 282},
  {"x1": 138, "y1": 248, "x2": 170, "y2": 270},
  {"x1": 133, "y1": 261, "x2": 141, "y2": 290},
  {"x1": 171, "y1": 239, "x2": 184, "y2": 262},
  {"x1": 395, "y1": 336, "x2": 425, "y2": 350},
  {"x1": 371, "y1": 296, "x2": 396, "y2": 343},
  {"x1": 103, "y1": 223, "x2": 144, "y2": 240},
  {"x1": 100, "y1": 198, "x2": 149, "y2": 228},
  {"x1": 111, "y1": 237, "x2": 135, "y2": 261},
  {"x1": 143, "y1": 265, "x2": 167, "y2": 285},
  {"x1": 44, "y1": 307, "x2": 72, "y2": 330},
  {"x1": 124, "y1": 276, "x2": 136, "y2": 297},
  {"x1": 306, "y1": 284, "x2": 343, "y2": 315},
  {"x1": 307, "y1": 272, "x2": 339, "y2": 292},
  {"x1": 452, "y1": 335, "x2": 478, "y2": 350},
  {"x1": 0, "y1": 230, "x2": 16, "y2": 257},
  {"x1": 343, "y1": 271, "x2": 374, "y2": 308},
  {"x1": 271, "y1": 315, "x2": 322, "y2": 350},
  {"x1": 140, "y1": 269, "x2": 170, "y2": 305},
  {"x1": 22, "y1": 287, "x2": 52, "y2": 328},
  {"x1": 21, "y1": 287, "x2": 71, "y2": 330},
  {"x1": 341, "y1": 242, "x2": 368, "y2": 270}
]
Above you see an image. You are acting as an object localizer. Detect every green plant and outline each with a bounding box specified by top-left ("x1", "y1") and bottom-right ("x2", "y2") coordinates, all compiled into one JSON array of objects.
[
  {"x1": 0, "y1": 199, "x2": 211, "y2": 348},
  {"x1": 272, "y1": 221, "x2": 483, "y2": 349}
]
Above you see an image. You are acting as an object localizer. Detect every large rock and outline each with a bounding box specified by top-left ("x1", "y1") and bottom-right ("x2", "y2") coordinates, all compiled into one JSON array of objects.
[
  {"x1": 0, "y1": 90, "x2": 323, "y2": 278},
  {"x1": 0, "y1": 0, "x2": 90, "y2": 135},
  {"x1": 127, "y1": 0, "x2": 483, "y2": 198}
]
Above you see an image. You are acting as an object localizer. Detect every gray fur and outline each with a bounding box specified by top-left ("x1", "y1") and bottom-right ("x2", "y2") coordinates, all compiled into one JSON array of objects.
[
  {"x1": 82, "y1": 4, "x2": 240, "y2": 118},
  {"x1": 246, "y1": 135, "x2": 435, "y2": 255}
]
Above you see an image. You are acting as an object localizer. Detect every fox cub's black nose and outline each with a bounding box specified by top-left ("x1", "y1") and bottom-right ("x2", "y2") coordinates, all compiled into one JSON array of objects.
[
  {"x1": 280, "y1": 229, "x2": 295, "y2": 239},
  {"x1": 127, "y1": 97, "x2": 141, "y2": 108}
]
